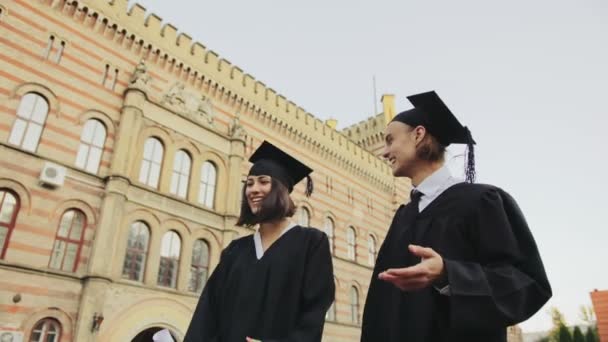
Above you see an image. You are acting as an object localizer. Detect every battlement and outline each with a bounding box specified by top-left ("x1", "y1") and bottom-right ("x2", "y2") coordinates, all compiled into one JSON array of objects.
[
  {"x1": 342, "y1": 113, "x2": 385, "y2": 148},
  {"x1": 43, "y1": 0, "x2": 394, "y2": 189}
]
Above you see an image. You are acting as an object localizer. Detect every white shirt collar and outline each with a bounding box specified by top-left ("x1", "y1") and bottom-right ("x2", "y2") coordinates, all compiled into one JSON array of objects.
[
  {"x1": 411, "y1": 164, "x2": 462, "y2": 212},
  {"x1": 415, "y1": 164, "x2": 453, "y2": 198},
  {"x1": 253, "y1": 222, "x2": 297, "y2": 260}
]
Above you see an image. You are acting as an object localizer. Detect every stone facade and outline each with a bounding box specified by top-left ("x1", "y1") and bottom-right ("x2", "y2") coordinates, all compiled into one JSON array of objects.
[
  {"x1": 0, "y1": 1, "x2": 402, "y2": 341},
  {"x1": 0, "y1": 1, "x2": 519, "y2": 341}
]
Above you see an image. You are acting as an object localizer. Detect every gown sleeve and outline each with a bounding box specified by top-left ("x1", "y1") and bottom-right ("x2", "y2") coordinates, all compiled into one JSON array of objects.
[
  {"x1": 183, "y1": 244, "x2": 233, "y2": 342},
  {"x1": 443, "y1": 188, "x2": 552, "y2": 332},
  {"x1": 266, "y1": 232, "x2": 336, "y2": 342}
]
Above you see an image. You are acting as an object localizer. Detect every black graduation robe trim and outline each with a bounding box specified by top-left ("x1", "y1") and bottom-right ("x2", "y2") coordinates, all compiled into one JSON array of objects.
[
  {"x1": 184, "y1": 226, "x2": 335, "y2": 342},
  {"x1": 361, "y1": 183, "x2": 552, "y2": 342}
]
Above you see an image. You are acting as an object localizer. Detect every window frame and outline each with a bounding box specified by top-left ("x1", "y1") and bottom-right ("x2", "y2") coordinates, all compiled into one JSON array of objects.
[
  {"x1": 157, "y1": 230, "x2": 182, "y2": 288},
  {"x1": 75, "y1": 119, "x2": 107, "y2": 174},
  {"x1": 0, "y1": 189, "x2": 20, "y2": 259},
  {"x1": 169, "y1": 149, "x2": 192, "y2": 199},
  {"x1": 324, "y1": 217, "x2": 335, "y2": 254},
  {"x1": 199, "y1": 161, "x2": 217, "y2": 209},
  {"x1": 368, "y1": 234, "x2": 377, "y2": 266},
  {"x1": 29, "y1": 318, "x2": 62, "y2": 342},
  {"x1": 347, "y1": 226, "x2": 357, "y2": 261},
  {"x1": 350, "y1": 286, "x2": 360, "y2": 325},
  {"x1": 298, "y1": 207, "x2": 310, "y2": 227},
  {"x1": 188, "y1": 239, "x2": 210, "y2": 293},
  {"x1": 121, "y1": 221, "x2": 151, "y2": 282},
  {"x1": 8, "y1": 92, "x2": 49, "y2": 152},
  {"x1": 326, "y1": 299, "x2": 337, "y2": 322},
  {"x1": 138, "y1": 137, "x2": 164, "y2": 189},
  {"x1": 48, "y1": 209, "x2": 86, "y2": 273}
]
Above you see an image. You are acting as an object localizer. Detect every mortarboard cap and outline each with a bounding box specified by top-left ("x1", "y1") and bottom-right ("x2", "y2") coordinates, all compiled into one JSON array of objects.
[
  {"x1": 392, "y1": 91, "x2": 477, "y2": 182},
  {"x1": 249, "y1": 141, "x2": 314, "y2": 196},
  {"x1": 392, "y1": 91, "x2": 475, "y2": 146}
]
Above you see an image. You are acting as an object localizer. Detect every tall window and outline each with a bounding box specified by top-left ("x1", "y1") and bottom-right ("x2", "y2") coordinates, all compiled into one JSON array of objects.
[
  {"x1": 49, "y1": 210, "x2": 85, "y2": 272},
  {"x1": 158, "y1": 231, "x2": 181, "y2": 288},
  {"x1": 298, "y1": 207, "x2": 310, "y2": 226},
  {"x1": 122, "y1": 221, "x2": 150, "y2": 282},
  {"x1": 324, "y1": 217, "x2": 335, "y2": 254},
  {"x1": 75, "y1": 119, "x2": 106, "y2": 173},
  {"x1": 30, "y1": 318, "x2": 61, "y2": 342},
  {"x1": 0, "y1": 189, "x2": 19, "y2": 259},
  {"x1": 170, "y1": 150, "x2": 191, "y2": 198},
  {"x1": 188, "y1": 239, "x2": 210, "y2": 293},
  {"x1": 326, "y1": 300, "x2": 337, "y2": 322},
  {"x1": 8, "y1": 93, "x2": 49, "y2": 152},
  {"x1": 350, "y1": 286, "x2": 360, "y2": 324},
  {"x1": 139, "y1": 138, "x2": 164, "y2": 188},
  {"x1": 347, "y1": 226, "x2": 356, "y2": 261},
  {"x1": 368, "y1": 234, "x2": 377, "y2": 266},
  {"x1": 199, "y1": 161, "x2": 217, "y2": 209}
]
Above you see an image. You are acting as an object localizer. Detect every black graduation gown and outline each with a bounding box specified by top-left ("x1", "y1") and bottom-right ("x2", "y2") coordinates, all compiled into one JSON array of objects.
[
  {"x1": 361, "y1": 183, "x2": 552, "y2": 342},
  {"x1": 184, "y1": 226, "x2": 335, "y2": 342}
]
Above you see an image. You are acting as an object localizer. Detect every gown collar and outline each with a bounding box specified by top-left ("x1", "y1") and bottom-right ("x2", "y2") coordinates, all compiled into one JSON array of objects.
[
  {"x1": 411, "y1": 164, "x2": 462, "y2": 212},
  {"x1": 253, "y1": 222, "x2": 297, "y2": 260}
]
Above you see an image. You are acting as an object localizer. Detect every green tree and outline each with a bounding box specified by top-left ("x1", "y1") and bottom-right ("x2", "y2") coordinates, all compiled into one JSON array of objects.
[
  {"x1": 557, "y1": 324, "x2": 573, "y2": 342},
  {"x1": 579, "y1": 305, "x2": 596, "y2": 325},
  {"x1": 548, "y1": 307, "x2": 568, "y2": 341},
  {"x1": 584, "y1": 327, "x2": 597, "y2": 342},
  {"x1": 580, "y1": 305, "x2": 598, "y2": 342},
  {"x1": 572, "y1": 326, "x2": 585, "y2": 342}
]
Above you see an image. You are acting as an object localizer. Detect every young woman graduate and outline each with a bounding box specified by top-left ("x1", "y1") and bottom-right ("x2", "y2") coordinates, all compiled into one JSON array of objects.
[{"x1": 184, "y1": 141, "x2": 335, "y2": 342}]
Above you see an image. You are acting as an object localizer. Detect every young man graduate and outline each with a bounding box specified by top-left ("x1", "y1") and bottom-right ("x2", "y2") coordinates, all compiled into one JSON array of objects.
[{"x1": 360, "y1": 91, "x2": 552, "y2": 342}]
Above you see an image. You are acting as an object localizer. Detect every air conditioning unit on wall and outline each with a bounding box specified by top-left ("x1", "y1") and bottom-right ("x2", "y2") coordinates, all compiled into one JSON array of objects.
[
  {"x1": 0, "y1": 330, "x2": 24, "y2": 342},
  {"x1": 39, "y1": 161, "x2": 66, "y2": 188}
]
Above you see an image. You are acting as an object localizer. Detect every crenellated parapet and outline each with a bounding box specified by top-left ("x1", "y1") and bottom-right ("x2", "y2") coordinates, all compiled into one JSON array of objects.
[
  {"x1": 341, "y1": 113, "x2": 386, "y2": 152},
  {"x1": 39, "y1": 0, "x2": 395, "y2": 190}
]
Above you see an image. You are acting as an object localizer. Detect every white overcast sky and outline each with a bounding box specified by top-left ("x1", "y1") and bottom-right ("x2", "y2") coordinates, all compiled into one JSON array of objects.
[{"x1": 129, "y1": 0, "x2": 608, "y2": 333}]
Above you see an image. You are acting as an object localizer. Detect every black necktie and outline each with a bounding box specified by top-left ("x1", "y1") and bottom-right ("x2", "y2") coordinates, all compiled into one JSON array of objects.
[{"x1": 409, "y1": 189, "x2": 423, "y2": 212}]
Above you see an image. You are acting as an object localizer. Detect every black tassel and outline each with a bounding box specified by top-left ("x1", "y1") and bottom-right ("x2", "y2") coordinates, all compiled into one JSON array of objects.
[
  {"x1": 305, "y1": 175, "x2": 314, "y2": 197},
  {"x1": 464, "y1": 127, "x2": 476, "y2": 183}
]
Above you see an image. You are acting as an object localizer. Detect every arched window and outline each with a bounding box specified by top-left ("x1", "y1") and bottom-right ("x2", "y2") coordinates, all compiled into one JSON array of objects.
[
  {"x1": 158, "y1": 231, "x2": 181, "y2": 288},
  {"x1": 9, "y1": 93, "x2": 49, "y2": 152},
  {"x1": 297, "y1": 207, "x2": 310, "y2": 227},
  {"x1": 326, "y1": 300, "x2": 337, "y2": 322},
  {"x1": 49, "y1": 209, "x2": 86, "y2": 272},
  {"x1": 350, "y1": 286, "x2": 360, "y2": 324},
  {"x1": 0, "y1": 189, "x2": 19, "y2": 259},
  {"x1": 170, "y1": 150, "x2": 191, "y2": 198},
  {"x1": 326, "y1": 278, "x2": 338, "y2": 322},
  {"x1": 75, "y1": 119, "x2": 106, "y2": 173},
  {"x1": 199, "y1": 161, "x2": 217, "y2": 209},
  {"x1": 139, "y1": 138, "x2": 164, "y2": 188},
  {"x1": 368, "y1": 234, "x2": 377, "y2": 266},
  {"x1": 347, "y1": 226, "x2": 356, "y2": 261},
  {"x1": 188, "y1": 239, "x2": 210, "y2": 293},
  {"x1": 30, "y1": 318, "x2": 61, "y2": 342},
  {"x1": 122, "y1": 221, "x2": 150, "y2": 282},
  {"x1": 324, "y1": 217, "x2": 335, "y2": 254}
]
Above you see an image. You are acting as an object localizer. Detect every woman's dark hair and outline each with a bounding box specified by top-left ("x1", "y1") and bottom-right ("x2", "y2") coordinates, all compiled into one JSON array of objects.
[{"x1": 236, "y1": 178, "x2": 296, "y2": 227}]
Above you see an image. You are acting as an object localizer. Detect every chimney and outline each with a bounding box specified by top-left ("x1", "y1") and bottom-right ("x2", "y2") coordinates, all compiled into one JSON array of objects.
[{"x1": 381, "y1": 94, "x2": 396, "y2": 124}]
